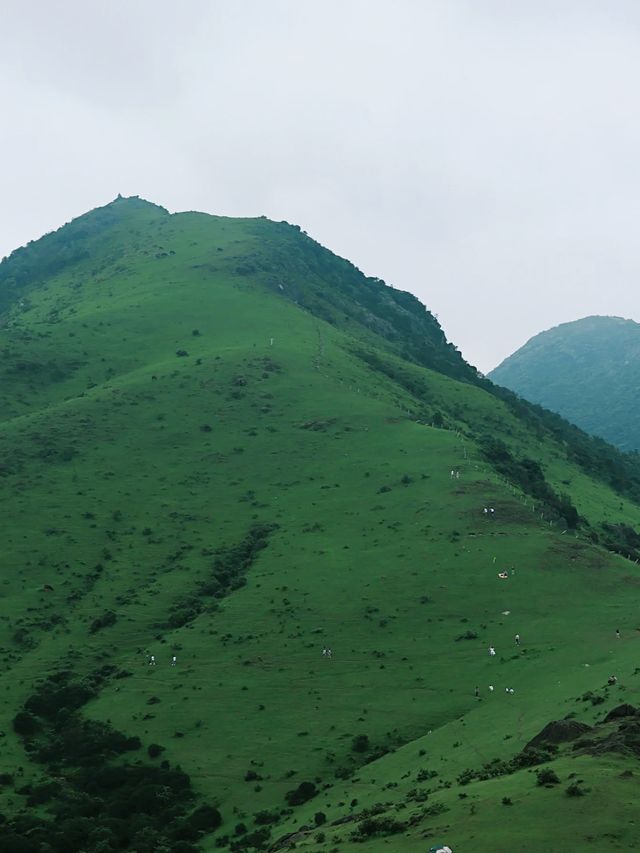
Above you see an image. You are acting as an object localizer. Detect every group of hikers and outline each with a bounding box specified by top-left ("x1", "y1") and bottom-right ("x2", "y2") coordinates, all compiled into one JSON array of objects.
[
  {"x1": 482, "y1": 634, "x2": 522, "y2": 696},
  {"x1": 458, "y1": 464, "x2": 624, "y2": 698}
]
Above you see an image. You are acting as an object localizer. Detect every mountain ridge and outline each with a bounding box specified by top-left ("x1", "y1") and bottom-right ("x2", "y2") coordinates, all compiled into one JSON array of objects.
[
  {"x1": 2, "y1": 203, "x2": 640, "y2": 851},
  {"x1": 6, "y1": 197, "x2": 640, "y2": 509}
]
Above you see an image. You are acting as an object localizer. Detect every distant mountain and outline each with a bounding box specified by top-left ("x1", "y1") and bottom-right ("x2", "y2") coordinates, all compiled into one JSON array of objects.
[{"x1": 489, "y1": 315, "x2": 640, "y2": 452}]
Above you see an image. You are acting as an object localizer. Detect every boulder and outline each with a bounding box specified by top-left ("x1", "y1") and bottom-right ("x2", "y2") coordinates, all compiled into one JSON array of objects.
[{"x1": 525, "y1": 719, "x2": 592, "y2": 750}]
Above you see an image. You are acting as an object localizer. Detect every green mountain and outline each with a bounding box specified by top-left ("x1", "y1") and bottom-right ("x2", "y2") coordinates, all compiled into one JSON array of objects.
[
  {"x1": 3, "y1": 198, "x2": 640, "y2": 852},
  {"x1": 489, "y1": 315, "x2": 640, "y2": 452}
]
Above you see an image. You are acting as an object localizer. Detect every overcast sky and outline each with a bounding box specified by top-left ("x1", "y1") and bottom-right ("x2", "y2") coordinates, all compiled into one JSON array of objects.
[{"x1": 2, "y1": 1, "x2": 640, "y2": 371}]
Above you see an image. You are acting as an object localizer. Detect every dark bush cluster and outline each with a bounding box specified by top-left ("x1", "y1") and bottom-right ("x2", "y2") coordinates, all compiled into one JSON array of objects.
[
  {"x1": 536, "y1": 767, "x2": 561, "y2": 786},
  {"x1": 285, "y1": 780, "x2": 317, "y2": 806},
  {"x1": 204, "y1": 523, "x2": 278, "y2": 598},
  {"x1": 6, "y1": 668, "x2": 220, "y2": 851},
  {"x1": 351, "y1": 815, "x2": 406, "y2": 841},
  {"x1": 159, "y1": 524, "x2": 278, "y2": 632},
  {"x1": 89, "y1": 609, "x2": 117, "y2": 633},
  {"x1": 457, "y1": 744, "x2": 558, "y2": 786},
  {"x1": 480, "y1": 437, "x2": 579, "y2": 527},
  {"x1": 352, "y1": 734, "x2": 370, "y2": 753},
  {"x1": 598, "y1": 522, "x2": 640, "y2": 561}
]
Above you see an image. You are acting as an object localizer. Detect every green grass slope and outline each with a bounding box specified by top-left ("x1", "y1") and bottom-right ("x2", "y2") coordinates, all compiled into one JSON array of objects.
[
  {"x1": 489, "y1": 315, "x2": 640, "y2": 452},
  {"x1": 1, "y1": 199, "x2": 640, "y2": 852}
]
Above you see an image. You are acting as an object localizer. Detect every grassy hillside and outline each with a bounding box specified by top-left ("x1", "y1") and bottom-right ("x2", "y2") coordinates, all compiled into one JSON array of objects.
[
  {"x1": 489, "y1": 315, "x2": 640, "y2": 452},
  {"x1": 2, "y1": 199, "x2": 640, "y2": 852}
]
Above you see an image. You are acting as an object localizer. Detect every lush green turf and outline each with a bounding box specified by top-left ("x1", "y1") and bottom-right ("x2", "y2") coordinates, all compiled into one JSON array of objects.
[{"x1": 2, "y1": 198, "x2": 640, "y2": 852}]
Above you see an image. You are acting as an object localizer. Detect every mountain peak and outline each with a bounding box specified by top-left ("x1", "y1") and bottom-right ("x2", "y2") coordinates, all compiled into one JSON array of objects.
[
  {"x1": 107, "y1": 193, "x2": 169, "y2": 213},
  {"x1": 489, "y1": 314, "x2": 640, "y2": 450}
]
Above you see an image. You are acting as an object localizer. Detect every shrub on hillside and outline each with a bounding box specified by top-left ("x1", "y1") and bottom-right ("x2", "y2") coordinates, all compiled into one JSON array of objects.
[
  {"x1": 352, "y1": 734, "x2": 370, "y2": 753},
  {"x1": 600, "y1": 522, "x2": 640, "y2": 561},
  {"x1": 36, "y1": 716, "x2": 141, "y2": 765},
  {"x1": 89, "y1": 610, "x2": 117, "y2": 633},
  {"x1": 25, "y1": 674, "x2": 95, "y2": 720},
  {"x1": 351, "y1": 815, "x2": 406, "y2": 840},
  {"x1": 285, "y1": 781, "x2": 317, "y2": 806},
  {"x1": 228, "y1": 827, "x2": 271, "y2": 851},
  {"x1": 189, "y1": 804, "x2": 222, "y2": 832},
  {"x1": 455, "y1": 630, "x2": 478, "y2": 641},
  {"x1": 12, "y1": 711, "x2": 40, "y2": 736},
  {"x1": 253, "y1": 809, "x2": 279, "y2": 825},
  {"x1": 416, "y1": 769, "x2": 438, "y2": 782},
  {"x1": 536, "y1": 768, "x2": 560, "y2": 786},
  {"x1": 244, "y1": 770, "x2": 262, "y2": 782}
]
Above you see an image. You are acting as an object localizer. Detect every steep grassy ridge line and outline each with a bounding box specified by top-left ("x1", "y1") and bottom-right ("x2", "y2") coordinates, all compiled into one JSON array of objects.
[
  {"x1": 1, "y1": 199, "x2": 640, "y2": 851},
  {"x1": 4, "y1": 197, "x2": 640, "y2": 509}
]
